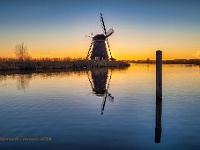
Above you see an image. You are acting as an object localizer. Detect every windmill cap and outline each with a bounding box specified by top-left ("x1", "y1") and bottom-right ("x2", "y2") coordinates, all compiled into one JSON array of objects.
[{"x1": 93, "y1": 34, "x2": 106, "y2": 41}]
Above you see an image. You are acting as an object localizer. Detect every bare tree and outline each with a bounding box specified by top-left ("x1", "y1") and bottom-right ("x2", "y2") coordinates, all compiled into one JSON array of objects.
[{"x1": 14, "y1": 43, "x2": 30, "y2": 62}]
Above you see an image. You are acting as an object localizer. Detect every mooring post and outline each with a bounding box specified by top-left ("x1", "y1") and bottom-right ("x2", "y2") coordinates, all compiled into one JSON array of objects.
[
  {"x1": 155, "y1": 50, "x2": 162, "y2": 143},
  {"x1": 156, "y1": 50, "x2": 162, "y2": 99}
]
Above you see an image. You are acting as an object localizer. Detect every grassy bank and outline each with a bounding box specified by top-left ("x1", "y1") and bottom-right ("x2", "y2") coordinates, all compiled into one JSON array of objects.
[
  {"x1": 128, "y1": 59, "x2": 200, "y2": 65},
  {"x1": 0, "y1": 59, "x2": 130, "y2": 71}
]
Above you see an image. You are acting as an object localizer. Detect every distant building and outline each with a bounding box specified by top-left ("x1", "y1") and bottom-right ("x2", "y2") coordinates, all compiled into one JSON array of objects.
[{"x1": 147, "y1": 58, "x2": 150, "y2": 63}]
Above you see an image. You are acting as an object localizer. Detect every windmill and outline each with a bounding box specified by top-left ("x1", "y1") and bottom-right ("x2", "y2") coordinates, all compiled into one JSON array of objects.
[{"x1": 86, "y1": 13, "x2": 115, "y2": 60}]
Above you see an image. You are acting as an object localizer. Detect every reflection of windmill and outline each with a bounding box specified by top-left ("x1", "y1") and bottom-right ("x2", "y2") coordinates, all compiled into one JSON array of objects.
[
  {"x1": 86, "y1": 13, "x2": 115, "y2": 60},
  {"x1": 87, "y1": 68, "x2": 114, "y2": 115}
]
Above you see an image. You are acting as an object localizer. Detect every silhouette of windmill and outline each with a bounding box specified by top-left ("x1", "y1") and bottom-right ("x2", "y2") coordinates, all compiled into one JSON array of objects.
[
  {"x1": 86, "y1": 13, "x2": 115, "y2": 60},
  {"x1": 87, "y1": 68, "x2": 114, "y2": 115}
]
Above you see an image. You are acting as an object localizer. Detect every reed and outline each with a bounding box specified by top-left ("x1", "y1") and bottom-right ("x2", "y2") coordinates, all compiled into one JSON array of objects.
[{"x1": 0, "y1": 57, "x2": 130, "y2": 71}]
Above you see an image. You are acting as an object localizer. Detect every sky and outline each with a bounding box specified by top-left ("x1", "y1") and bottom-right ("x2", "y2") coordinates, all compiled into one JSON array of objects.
[{"x1": 0, "y1": 0, "x2": 200, "y2": 60}]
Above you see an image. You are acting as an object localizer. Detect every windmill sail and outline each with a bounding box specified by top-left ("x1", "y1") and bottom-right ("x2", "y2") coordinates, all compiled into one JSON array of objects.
[
  {"x1": 86, "y1": 42, "x2": 93, "y2": 60},
  {"x1": 100, "y1": 13, "x2": 107, "y2": 35},
  {"x1": 106, "y1": 28, "x2": 114, "y2": 38},
  {"x1": 100, "y1": 13, "x2": 114, "y2": 59}
]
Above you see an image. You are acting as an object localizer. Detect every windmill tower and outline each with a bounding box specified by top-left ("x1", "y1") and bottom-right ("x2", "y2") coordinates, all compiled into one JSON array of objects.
[{"x1": 86, "y1": 13, "x2": 115, "y2": 60}]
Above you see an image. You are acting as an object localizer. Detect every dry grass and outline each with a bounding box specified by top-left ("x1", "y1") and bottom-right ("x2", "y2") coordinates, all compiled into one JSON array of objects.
[{"x1": 0, "y1": 57, "x2": 130, "y2": 71}]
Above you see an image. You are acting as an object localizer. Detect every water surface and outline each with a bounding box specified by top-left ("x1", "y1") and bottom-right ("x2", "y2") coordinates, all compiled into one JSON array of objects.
[{"x1": 0, "y1": 64, "x2": 200, "y2": 150}]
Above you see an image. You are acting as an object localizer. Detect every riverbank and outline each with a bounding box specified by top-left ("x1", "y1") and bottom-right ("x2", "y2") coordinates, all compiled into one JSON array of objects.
[
  {"x1": 127, "y1": 59, "x2": 200, "y2": 65},
  {"x1": 0, "y1": 60, "x2": 130, "y2": 71}
]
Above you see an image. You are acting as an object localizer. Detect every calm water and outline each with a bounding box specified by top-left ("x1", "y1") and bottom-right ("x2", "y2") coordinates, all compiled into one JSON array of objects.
[{"x1": 0, "y1": 64, "x2": 200, "y2": 150}]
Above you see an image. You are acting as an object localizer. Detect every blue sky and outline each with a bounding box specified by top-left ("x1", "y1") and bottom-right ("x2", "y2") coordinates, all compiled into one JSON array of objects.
[{"x1": 0, "y1": 0, "x2": 200, "y2": 59}]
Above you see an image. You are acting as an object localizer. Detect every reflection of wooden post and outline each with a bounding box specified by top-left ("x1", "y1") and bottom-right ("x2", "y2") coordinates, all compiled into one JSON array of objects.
[
  {"x1": 155, "y1": 97, "x2": 162, "y2": 143},
  {"x1": 156, "y1": 50, "x2": 162, "y2": 99}
]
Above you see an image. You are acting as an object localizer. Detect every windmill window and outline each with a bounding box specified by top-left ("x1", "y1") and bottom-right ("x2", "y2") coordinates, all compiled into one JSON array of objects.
[{"x1": 95, "y1": 57, "x2": 100, "y2": 60}]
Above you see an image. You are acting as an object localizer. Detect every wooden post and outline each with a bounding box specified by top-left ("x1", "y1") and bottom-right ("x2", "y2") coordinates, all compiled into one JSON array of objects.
[
  {"x1": 155, "y1": 50, "x2": 162, "y2": 143},
  {"x1": 156, "y1": 50, "x2": 162, "y2": 99}
]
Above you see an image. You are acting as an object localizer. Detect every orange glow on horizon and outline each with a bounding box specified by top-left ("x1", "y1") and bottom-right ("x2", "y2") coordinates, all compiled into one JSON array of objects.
[
  {"x1": 0, "y1": 37, "x2": 199, "y2": 60},
  {"x1": 0, "y1": 49, "x2": 198, "y2": 60}
]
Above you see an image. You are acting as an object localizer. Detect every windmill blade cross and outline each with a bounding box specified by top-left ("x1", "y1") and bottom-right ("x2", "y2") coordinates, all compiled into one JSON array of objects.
[
  {"x1": 85, "y1": 35, "x2": 92, "y2": 38},
  {"x1": 100, "y1": 13, "x2": 114, "y2": 59},
  {"x1": 100, "y1": 13, "x2": 107, "y2": 35},
  {"x1": 86, "y1": 42, "x2": 93, "y2": 59},
  {"x1": 106, "y1": 28, "x2": 114, "y2": 38},
  {"x1": 106, "y1": 38, "x2": 113, "y2": 59}
]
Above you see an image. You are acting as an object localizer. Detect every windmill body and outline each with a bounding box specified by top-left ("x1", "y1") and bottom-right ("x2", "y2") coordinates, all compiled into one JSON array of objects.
[
  {"x1": 90, "y1": 34, "x2": 108, "y2": 60},
  {"x1": 86, "y1": 13, "x2": 114, "y2": 60}
]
